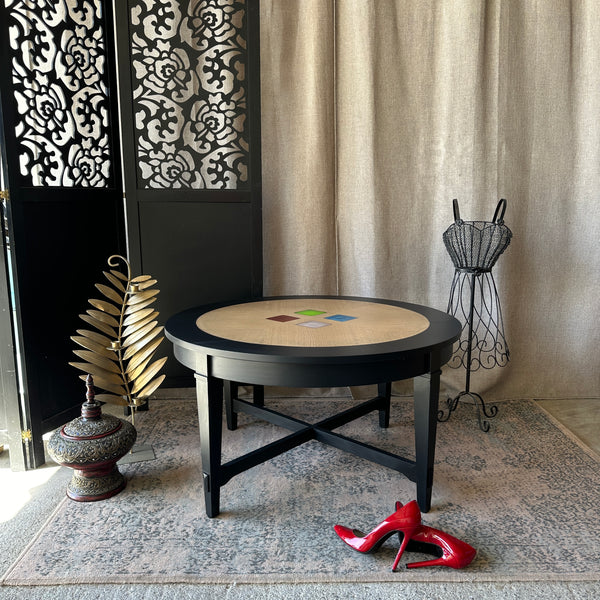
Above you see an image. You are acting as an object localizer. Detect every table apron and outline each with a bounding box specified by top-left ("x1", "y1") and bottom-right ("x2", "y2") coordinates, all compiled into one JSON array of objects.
[
  {"x1": 174, "y1": 343, "x2": 454, "y2": 388},
  {"x1": 210, "y1": 355, "x2": 431, "y2": 387}
]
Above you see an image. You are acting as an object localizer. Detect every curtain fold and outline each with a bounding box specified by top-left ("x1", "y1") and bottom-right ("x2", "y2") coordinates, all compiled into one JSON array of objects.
[
  {"x1": 260, "y1": 0, "x2": 338, "y2": 295},
  {"x1": 260, "y1": 0, "x2": 600, "y2": 400}
]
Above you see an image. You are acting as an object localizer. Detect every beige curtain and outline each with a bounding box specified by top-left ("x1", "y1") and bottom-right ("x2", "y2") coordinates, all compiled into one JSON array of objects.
[{"x1": 260, "y1": 0, "x2": 600, "y2": 401}]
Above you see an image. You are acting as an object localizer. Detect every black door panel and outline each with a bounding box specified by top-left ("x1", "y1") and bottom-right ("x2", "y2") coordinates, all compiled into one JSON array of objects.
[
  {"x1": 139, "y1": 199, "x2": 258, "y2": 383},
  {"x1": 0, "y1": 1, "x2": 125, "y2": 468}
]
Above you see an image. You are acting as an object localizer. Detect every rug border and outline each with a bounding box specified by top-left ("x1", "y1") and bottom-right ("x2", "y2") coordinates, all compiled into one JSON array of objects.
[
  {"x1": 0, "y1": 493, "x2": 68, "y2": 585},
  {"x1": 2, "y1": 570, "x2": 600, "y2": 587}
]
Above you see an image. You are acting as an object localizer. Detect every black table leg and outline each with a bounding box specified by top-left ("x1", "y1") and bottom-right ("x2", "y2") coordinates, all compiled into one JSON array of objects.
[
  {"x1": 413, "y1": 363, "x2": 441, "y2": 513},
  {"x1": 253, "y1": 385, "x2": 265, "y2": 407},
  {"x1": 378, "y1": 382, "x2": 391, "y2": 428},
  {"x1": 224, "y1": 380, "x2": 238, "y2": 431},
  {"x1": 195, "y1": 373, "x2": 224, "y2": 518},
  {"x1": 225, "y1": 383, "x2": 264, "y2": 431}
]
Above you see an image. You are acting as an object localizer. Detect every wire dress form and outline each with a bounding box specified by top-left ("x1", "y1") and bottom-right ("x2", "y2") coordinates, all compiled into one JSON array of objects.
[{"x1": 438, "y1": 198, "x2": 512, "y2": 431}]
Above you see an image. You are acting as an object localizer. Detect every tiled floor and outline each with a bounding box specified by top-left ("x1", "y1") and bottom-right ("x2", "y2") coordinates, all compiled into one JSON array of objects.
[{"x1": 536, "y1": 398, "x2": 600, "y2": 454}]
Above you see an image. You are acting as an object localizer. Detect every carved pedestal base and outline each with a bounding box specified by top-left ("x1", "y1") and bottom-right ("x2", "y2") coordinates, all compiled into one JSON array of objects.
[{"x1": 66, "y1": 465, "x2": 127, "y2": 502}]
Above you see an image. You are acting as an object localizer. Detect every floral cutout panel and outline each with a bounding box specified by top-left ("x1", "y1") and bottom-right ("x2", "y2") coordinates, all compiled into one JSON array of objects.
[
  {"x1": 130, "y1": 0, "x2": 249, "y2": 190},
  {"x1": 7, "y1": 0, "x2": 115, "y2": 188}
]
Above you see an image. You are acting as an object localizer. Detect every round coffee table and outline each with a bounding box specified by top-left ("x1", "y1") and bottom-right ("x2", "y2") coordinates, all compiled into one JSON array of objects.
[{"x1": 166, "y1": 296, "x2": 461, "y2": 517}]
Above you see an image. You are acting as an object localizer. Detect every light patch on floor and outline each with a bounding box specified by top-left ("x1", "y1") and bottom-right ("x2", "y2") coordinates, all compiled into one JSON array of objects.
[{"x1": 0, "y1": 456, "x2": 61, "y2": 522}]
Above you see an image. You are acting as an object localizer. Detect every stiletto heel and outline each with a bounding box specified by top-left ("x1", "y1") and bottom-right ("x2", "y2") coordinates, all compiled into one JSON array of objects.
[
  {"x1": 404, "y1": 525, "x2": 476, "y2": 569},
  {"x1": 334, "y1": 500, "x2": 421, "y2": 571}
]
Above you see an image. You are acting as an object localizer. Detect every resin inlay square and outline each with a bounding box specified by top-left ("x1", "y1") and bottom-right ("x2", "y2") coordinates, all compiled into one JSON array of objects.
[
  {"x1": 325, "y1": 314, "x2": 357, "y2": 322},
  {"x1": 295, "y1": 309, "x2": 326, "y2": 316},
  {"x1": 297, "y1": 321, "x2": 330, "y2": 328},
  {"x1": 267, "y1": 315, "x2": 299, "y2": 322}
]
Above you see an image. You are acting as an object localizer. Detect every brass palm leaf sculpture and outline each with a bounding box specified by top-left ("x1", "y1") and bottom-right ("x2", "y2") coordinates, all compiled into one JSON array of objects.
[{"x1": 70, "y1": 254, "x2": 167, "y2": 419}]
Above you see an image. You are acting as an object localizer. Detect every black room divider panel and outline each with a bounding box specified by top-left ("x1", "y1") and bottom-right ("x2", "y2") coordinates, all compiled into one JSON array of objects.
[
  {"x1": 0, "y1": 0, "x2": 262, "y2": 468},
  {"x1": 0, "y1": 0, "x2": 126, "y2": 468},
  {"x1": 115, "y1": 0, "x2": 262, "y2": 386}
]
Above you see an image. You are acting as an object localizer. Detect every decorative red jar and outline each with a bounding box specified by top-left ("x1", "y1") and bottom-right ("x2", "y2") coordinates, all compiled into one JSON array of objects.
[{"x1": 47, "y1": 376, "x2": 137, "y2": 501}]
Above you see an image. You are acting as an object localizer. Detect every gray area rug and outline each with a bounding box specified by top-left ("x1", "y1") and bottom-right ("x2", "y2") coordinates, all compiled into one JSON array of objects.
[{"x1": 2, "y1": 396, "x2": 599, "y2": 585}]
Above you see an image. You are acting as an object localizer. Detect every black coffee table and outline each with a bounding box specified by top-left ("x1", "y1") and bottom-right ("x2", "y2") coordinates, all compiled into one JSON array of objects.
[{"x1": 165, "y1": 296, "x2": 461, "y2": 517}]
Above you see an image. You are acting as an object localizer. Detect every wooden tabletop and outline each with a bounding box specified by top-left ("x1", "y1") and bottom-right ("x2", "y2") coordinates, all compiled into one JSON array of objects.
[{"x1": 195, "y1": 298, "x2": 430, "y2": 348}]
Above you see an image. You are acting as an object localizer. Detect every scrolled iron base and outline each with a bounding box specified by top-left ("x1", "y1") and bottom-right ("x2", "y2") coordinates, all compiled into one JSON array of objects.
[{"x1": 438, "y1": 391, "x2": 498, "y2": 433}]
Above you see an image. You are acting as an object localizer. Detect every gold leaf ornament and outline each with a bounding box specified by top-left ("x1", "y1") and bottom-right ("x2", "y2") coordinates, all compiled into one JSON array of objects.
[
  {"x1": 72, "y1": 350, "x2": 121, "y2": 373},
  {"x1": 86, "y1": 309, "x2": 119, "y2": 328},
  {"x1": 88, "y1": 298, "x2": 121, "y2": 316},
  {"x1": 70, "y1": 335, "x2": 115, "y2": 358},
  {"x1": 95, "y1": 283, "x2": 124, "y2": 305},
  {"x1": 70, "y1": 255, "x2": 167, "y2": 417},
  {"x1": 132, "y1": 357, "x2": 168, "y2": 395},
  {"x1": 79, "y1": 314, "x2": 117, "y2": 338},
  {"x1": 103, "y1": 271, "x2": 127, "y2": 292},
  {"x1": 123, "y1": 308, "x2": 158, "y2": 328},
  {"x1": 75, "y1": 329, "x2": 112, "y2": 347},
  {"x1": 122, "y1": 325, "x2": 163, "y2": 357},
  {"x1": 127, "y1": 288, "x2": 160, "y2": 306},
  {"x1": 137, "y1": 374, "x2": 166, "y2": 400},
  {"x1": 125, "y1": 336, "x2": 165, "y2": 373},
  {"x1": 133, "y1": 278, "x2": 158, "y2": 291},
  {"x1": 95, "y1": 393, "x2": 129, "y2": 406},
  {"x1": 124, "y1": 295, "x2": 158, "y2": 315}
]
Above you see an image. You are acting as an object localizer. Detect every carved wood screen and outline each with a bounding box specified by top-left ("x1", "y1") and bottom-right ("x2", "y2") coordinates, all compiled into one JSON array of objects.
[
  {"x1": 129, "y1": 0, "x2": 250, "y2": 190},
  {"x1": 6, "y1": 0, "x2": 118, "y2": 188}
]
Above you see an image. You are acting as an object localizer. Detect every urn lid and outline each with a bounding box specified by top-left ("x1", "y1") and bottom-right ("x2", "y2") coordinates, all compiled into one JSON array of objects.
[{"x1": 60, "y1": 375, "x2": 123, "y2": 440}]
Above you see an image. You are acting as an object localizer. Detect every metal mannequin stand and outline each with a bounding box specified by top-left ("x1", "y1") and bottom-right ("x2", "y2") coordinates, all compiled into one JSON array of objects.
[{"x1": 438, "y1": 199, "x2": 512, "y2": 432}]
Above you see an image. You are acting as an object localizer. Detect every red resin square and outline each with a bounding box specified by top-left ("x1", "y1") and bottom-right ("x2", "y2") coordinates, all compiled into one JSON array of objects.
[{"x1": 267, "y1": 315, "x2": 299, "y2": 322}]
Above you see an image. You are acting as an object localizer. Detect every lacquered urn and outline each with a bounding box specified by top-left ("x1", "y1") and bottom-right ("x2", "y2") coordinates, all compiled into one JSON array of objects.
[{"x1": 47, "y1": 375, "x2": 137, "y2": 501}]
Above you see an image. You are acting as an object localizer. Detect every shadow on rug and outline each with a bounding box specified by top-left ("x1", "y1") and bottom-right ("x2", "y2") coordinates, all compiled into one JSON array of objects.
[{"x1": 3, "y1": 397, "x2": 599, "y2": 585}]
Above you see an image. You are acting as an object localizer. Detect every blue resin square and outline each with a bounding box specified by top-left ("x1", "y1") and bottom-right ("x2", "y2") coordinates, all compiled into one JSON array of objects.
[{"x1": 325, "y1": 314, "x2": 357, "y2": 322}]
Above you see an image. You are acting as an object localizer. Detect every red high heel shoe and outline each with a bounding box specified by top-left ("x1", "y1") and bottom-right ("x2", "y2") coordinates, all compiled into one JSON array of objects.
[
  {"x1": 390, "y1": 501, "x2": 476, "y2": 569},
  {"x1": 405, "y1": 525, "x2": 476, "y2": 569},
  {"x1": 333, "y1": 500, "x2": 421, "y2": 571}
]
